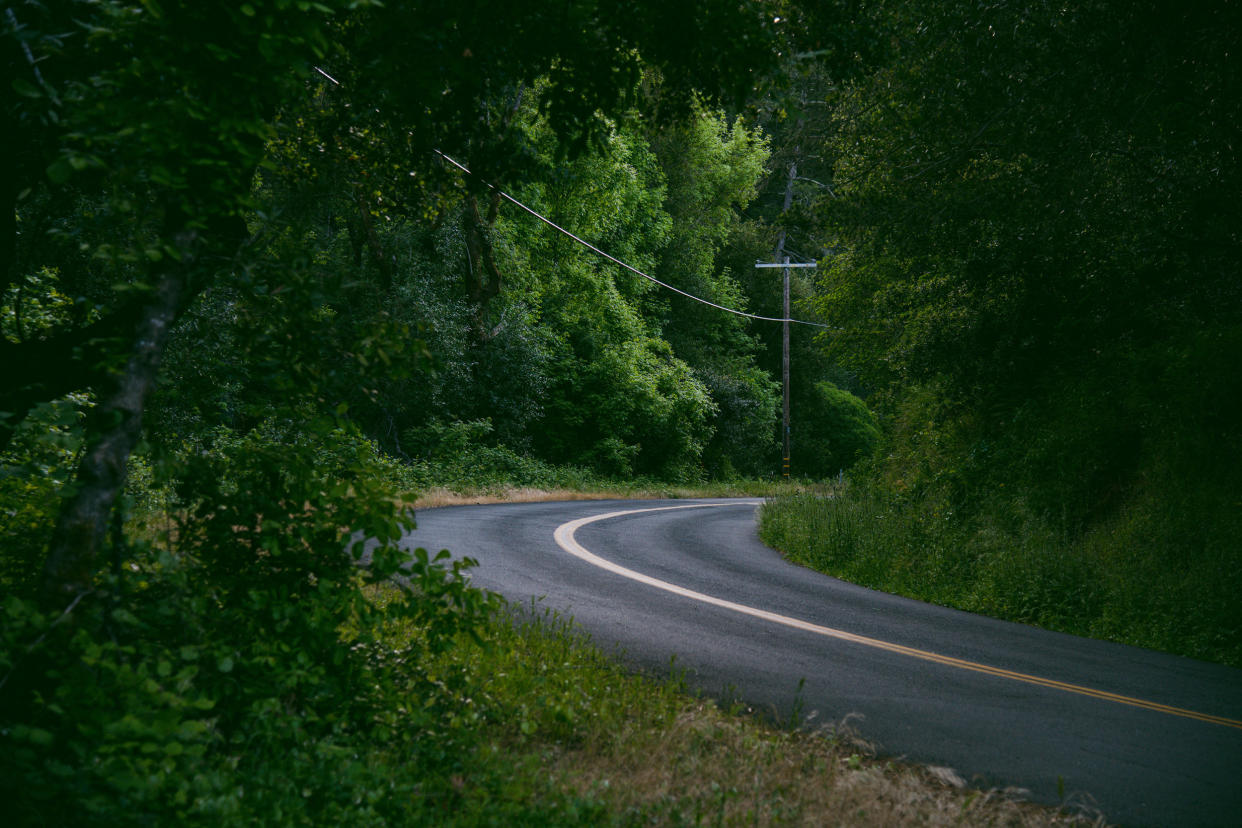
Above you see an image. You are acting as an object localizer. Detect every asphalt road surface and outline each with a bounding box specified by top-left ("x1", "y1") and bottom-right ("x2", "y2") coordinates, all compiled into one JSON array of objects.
[{"x1": 399, "y1": 498, "x2": 1242, "y2": 827}]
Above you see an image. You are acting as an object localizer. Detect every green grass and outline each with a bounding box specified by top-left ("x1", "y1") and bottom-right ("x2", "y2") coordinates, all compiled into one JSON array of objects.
[
  {"x1": 375, "y1": 597, "x2": 1096, "y2": 826},
  {"x1": 758, "y1": 486, "x2": 1242, "y2": 668},
  {"x1": 410, "y1": 477, "x2": 814, "y2": 508},
  {"x1": 1, "y1": 420, "x2": 1100, "y2": 825},
  {"x1": 389, "y1": 443, "x2": 825, "y2": 506}
]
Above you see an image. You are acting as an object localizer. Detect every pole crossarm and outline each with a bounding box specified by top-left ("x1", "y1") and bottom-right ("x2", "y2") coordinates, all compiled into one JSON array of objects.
[{"x1": 753, "y1": 262, "x2": 819, "y2": 268}]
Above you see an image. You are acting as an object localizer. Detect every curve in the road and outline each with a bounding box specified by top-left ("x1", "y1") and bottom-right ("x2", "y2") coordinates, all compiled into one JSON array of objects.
[{"x1": 555, "y1": 503, "x2": 1242, "y2": 732}]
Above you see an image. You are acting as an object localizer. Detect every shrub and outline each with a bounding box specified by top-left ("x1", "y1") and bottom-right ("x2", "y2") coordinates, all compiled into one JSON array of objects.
[
  {"x1": 794, "y1": 382, "x2": 881, "y2": 478},
  {"x1": 0, "y1": 417, "x2": 496, "y2": 824}
]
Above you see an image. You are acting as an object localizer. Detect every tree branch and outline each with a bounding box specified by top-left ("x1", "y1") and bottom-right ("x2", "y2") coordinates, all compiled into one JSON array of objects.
[{"x1": 0, "y1": 302, "x2": 147, "y2": 452}]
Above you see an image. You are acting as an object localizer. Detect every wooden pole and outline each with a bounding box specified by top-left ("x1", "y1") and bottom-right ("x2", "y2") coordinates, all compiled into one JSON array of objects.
[
  {"x1": 755, "y1": 161, "x2": 818, "y2": 479},
  {"x1": 777, "y1": 161, "x2": 795, "y2": 478},
  {"x1": 782, "y1": 254, "x2": 791, "y2": 479}
]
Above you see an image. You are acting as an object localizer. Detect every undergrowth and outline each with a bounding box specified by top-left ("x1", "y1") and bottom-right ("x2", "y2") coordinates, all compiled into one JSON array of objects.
[
  {"x1": 2, "y1": 413, "x2": 1092, "y2": 825},
  {"x1": 381, "y1": 601, "x2": 1097, "y2": 827},
  {"x1": 389, "y1": 438, "x2": 814, "y2": 506},
  {"x1": 759, "y1": 329, "x2": 1242, "y2": 669},
  {"x1": 759, "y1": 483, "x2": 1242, "y2": 668}
]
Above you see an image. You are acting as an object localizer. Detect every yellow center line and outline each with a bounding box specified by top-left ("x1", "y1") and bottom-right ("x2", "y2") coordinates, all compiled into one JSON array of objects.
[{"x1": 553, "y1": 503, "x2": 1242, "y2": 731}]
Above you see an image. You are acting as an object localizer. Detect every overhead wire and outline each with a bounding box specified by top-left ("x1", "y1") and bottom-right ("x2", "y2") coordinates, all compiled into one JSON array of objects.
[
  {"x1": 435, "y1": 151, "x2": 830, "y2": 329},
  {"x1": 312, "y1": 66, "x2": 829, "y2": 329},
  {"x1": 782, "y1": 245, "x2": 818, "y2": 264}
]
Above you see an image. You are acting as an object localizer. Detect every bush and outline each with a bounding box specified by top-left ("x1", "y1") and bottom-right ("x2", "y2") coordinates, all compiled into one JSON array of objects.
[
  {"x1": 794, "y1": 382, "x2": 881, "y2": 478},
  {"x1": 760, "y1": 475, "x2": 1242, "y2": 667},
  {"x1": 0, "y1": 395, "x2": 91, "y2": 594},
  {"x1": 0, "y1": 417, "x2": 496, "y2": 824}
]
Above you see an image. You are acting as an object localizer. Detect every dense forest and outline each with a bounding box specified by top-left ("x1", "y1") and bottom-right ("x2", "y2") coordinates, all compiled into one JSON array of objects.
[
  {"x1": 760, "y1": 0, "x2": 1242, "y2": 667},
  {"x1": 2, "y1": 0, "x2": 1239, "y2": 822}
]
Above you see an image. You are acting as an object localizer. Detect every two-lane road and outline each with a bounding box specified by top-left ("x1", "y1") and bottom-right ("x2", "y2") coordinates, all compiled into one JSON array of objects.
[{"x1": 399, "y1": 498, "x2": 1242, "y2": 826}]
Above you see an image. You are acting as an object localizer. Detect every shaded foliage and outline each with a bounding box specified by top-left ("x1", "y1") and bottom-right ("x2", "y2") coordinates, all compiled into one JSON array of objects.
[
  {"x1": 0, "y1": 2, "x2": 810, "y2": 822},
  {"x1": 768, "y1": 0, "x2": 1242, "y2": 663}
]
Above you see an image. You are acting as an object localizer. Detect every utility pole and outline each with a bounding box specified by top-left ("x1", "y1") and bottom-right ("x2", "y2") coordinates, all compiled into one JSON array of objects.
[
  {"x1": 755, "y1": 256, "x2": 817, "y2": 478},
  {"x1": 779, "y1": 259, "x2": 789, "y2": 479},
  {"x1": 781, "y1": 254, "x2": 791, "y2": 478},
  {"x1": 755, "y1": 160, "x2": 814, "y2": 479},
  {"x1": 778, "y1": 161, "x2": 794, "y2": 480},
  {"x1": 758, "y1": 160, "x2": 815, "y2": 480}
]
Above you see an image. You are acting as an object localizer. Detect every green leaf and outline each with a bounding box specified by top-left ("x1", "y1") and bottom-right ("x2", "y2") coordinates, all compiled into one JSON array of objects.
[
  {"x1": 24, "y1": 728, "x2": 55, "y2": 747},
  {"x1": 46, "y1": 158, "x2": 73, "y2": 184},
  {"x1": 12, "y1": 78, "x2": 42, "y2": 99}
]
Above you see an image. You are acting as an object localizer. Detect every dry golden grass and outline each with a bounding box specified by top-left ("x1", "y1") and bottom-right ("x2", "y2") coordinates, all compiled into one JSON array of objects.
[
  {"x1": 411, "y1": 486, "x2": 631, "y2": 509},
  {"x1": 406, "y1": 486, "x2": 1104, "y2": 825},
  {"x1": 547, "y1": 703, "x2": 1106, "y2": 827},
  {"x1": 410, "y1": 481, "x2": 828, "y2": 510}
]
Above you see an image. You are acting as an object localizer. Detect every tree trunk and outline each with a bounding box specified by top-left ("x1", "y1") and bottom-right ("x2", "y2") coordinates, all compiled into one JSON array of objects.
[
  {"x1": 352, "y1": 186, "x2": 395, "y2": 291},
  {"x1": 38, "y1": 257, "x2": 192, "y2": 606},
  {"x1": 464, "y1": 191, "x2": 503, "y2": 336}
]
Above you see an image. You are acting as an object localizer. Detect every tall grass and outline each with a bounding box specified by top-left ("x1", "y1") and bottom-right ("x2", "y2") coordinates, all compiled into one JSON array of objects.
[
  {"x1": 759, "y1": 484, "x2": 1242, "y2": 667},
  {"x1": 395, "y1": 600, "x2": 1099, "y2": 826},
  {"x1": 394, "y1": 441, "x2": 820, "y2": 505}
]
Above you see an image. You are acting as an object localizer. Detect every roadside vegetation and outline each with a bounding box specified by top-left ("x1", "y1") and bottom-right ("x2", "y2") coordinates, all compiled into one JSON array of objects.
[
  {"x1": 755, "y1": 1, "x2": 1241, "y2": 670},
  {"x1": 2, "y1": 413, "x2": 1090, "y2": 824},
  {"x1": 760, "y1": 476, "x2": 1241, "y2": 669},
  {"x1": 0, "y1": 512, "x2": 1102, "y2": 826},
  {"x1": 389, "y1": 600, "x2": 1102, "y2": 827}
]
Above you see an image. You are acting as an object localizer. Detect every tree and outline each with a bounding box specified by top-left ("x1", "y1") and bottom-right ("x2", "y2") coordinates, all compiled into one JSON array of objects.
[
  {"x1": 796, "y1": 381, "x2": 880, "y2": 475},
  {"x1": 647, "y1": 107, "x2": 781, "y2": 476},
  {"x1": 804, "y1": 0, "x2": 1242, "y2": 618},
  {"x1": 494, "y1": 113, "x2": 718, "y2": 478},
  {"x1": 3, "y1": 0, "x2": 784, "y2": 603},
  {"x1": 816, "y1": 0, "x2": 1240, "y2": 403},
  {"x1": 2, "y1": 3, "x2": 797, "y2": 820},
  {"x1": 4, "y1": 0, "x2": 368, "y2": 603}
]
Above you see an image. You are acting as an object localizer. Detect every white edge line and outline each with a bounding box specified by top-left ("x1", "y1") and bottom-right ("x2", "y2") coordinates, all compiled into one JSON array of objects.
[{"x1": 552, "y1": 503, "x2": 1242, "y2": 730}]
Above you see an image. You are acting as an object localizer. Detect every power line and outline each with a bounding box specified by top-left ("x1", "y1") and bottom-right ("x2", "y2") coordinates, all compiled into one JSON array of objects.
[
  {"x1": 782, "y1": 245, "x2": 819, "y2": 264},
  {"x1": 434, "y1": 151, "x2": 830, "y2": 329},
  {"x1": 309, "y1": 66, "x2": 828, "y2": 329},
  {"x1": 313, "y1": 65, "x2": 340, "y2": 85}
]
